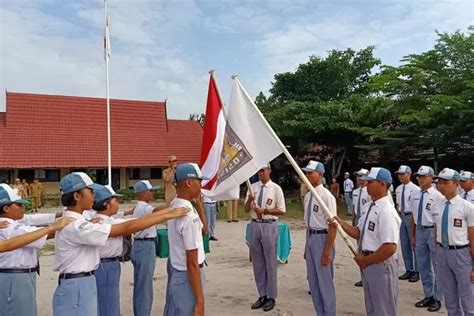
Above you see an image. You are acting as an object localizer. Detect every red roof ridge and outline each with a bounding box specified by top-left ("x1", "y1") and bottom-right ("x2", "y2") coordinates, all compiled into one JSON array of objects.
[{"x1": 6, "y1": 91, "x2": 165, "y2": 106}]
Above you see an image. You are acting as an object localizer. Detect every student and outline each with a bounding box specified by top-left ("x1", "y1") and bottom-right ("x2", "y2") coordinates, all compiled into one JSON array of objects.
[
  {"x1": 165, "y1": 163, "x2": 208, "y2": 316},
  {"x1": 52, "y1": 172, "x2": 188, "y2": 316},
  {"x1": 0, "y1": 183, "x2": 75, "y2": 315}
]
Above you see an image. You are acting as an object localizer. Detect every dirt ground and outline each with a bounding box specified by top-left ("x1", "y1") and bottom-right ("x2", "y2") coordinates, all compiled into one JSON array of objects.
[{"x1": 36, "y1": 216, "x2": 447, "y2": 316}]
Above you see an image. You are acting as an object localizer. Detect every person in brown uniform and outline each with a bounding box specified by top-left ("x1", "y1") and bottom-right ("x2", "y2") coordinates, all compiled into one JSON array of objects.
[
  {"x1": 30, "y1": 178, "x2": 43, "y2": 212},
  {"x1": 21, "y1": 179, "x2": 30, "y2": 197},
  {"x1": 163, "y1": 155, "x2": 178, "y2": 205}
]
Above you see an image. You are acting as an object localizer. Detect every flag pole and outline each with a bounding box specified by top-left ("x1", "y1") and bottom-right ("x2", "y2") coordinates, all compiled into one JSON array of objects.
[
  {"x1": 209, "y1": 70, "x2": 255, "y2": 201},
  {"x1": 104, "y1": 0, "x2": 112, "y2": 186},
  {"x1": 232, "y1": 75, "x2": 357, "y2": 255}
]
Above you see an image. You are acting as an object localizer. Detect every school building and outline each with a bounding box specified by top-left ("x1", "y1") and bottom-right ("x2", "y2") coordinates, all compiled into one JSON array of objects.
[{"x1": 0, "y1": 92, "x2": 203, "y2": 198}]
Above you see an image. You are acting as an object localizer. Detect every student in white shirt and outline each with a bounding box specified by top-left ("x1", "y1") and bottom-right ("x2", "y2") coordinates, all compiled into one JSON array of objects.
[
  {"x1": 164, "y1": 163, "x2": 208, "y2": 316},
  {"x1": 460, "y1": 171, "x2": 474, "y2": 204},
  {"x1": 52, "y1": 172, "x2": 187, "y2": 316},
  {"x1": 335, "y1": 167, "x2": 401, "y2": 316},
  {"x1": 0, "y1": 184, "x2": 75, "y2": 316}
]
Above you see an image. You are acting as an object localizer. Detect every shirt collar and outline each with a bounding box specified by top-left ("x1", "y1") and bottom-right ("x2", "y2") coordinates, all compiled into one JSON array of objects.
[
  {"x1": 446, "y1": 194, "x2": 462, "y2": 204},
  {"x1": 94, "y1": 213, "x2": 109, "y2": 220},
  {"x1": 173, "y1": 197, "x2": 194, "y2": 210},
  {"x1": 372, "y1": 195, "x2": 389, "y2": 206},
  {"x1": 260, "y1": 180, "x2": 273, "y2": 188},
  {"x1": 0, "y1": 217, "x2": 15, "y2": 224},
  {"x1": 63, "y1": 210, "x2": 86, "y2": 220}
]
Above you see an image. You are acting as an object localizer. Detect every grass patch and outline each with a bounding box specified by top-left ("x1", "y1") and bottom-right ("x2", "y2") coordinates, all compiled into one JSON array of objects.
[{"x1": 216, "y1": 200, "x2": 352, "y2": 221}]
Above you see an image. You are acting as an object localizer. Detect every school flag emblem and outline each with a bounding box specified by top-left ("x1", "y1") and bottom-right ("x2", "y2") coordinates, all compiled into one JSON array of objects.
[{"x1": 201, "y1": 77, "x2": 282, "y2": 199}]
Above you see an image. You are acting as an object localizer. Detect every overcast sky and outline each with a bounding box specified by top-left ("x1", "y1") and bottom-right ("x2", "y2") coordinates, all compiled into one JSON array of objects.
[{"x1": 1, "y1": 0, "x2": 472, "y2": 118}]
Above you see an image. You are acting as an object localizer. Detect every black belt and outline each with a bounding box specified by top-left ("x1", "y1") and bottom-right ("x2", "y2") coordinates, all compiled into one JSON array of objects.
[
  {"x1": 438, "y1": 243, "x2": 469, "y2": 250},
  {"x1": 309, "y1": 229, "x2": 328, "y2": 235},
  {"x1": 251, "y1": 219, "x2": 276, "y2": 224},
  {"x1": 134, "y1": 237, "x2": 155, "y2": 241},
  {"x1": 402, "y1": 212, "x2": 412, "y2": 215},
  {"x1": 100, "y1": 257, "x2": 119, "y2": 262},
  {"x1": 204, "y1": 202, "x2": 217, "y2": 205},
  {"x1": 59, "y1": 271, "x2": 94, "y2": 280},
  {"x1": 420, "y1": 225, "x2": 434, "y2": 229},
  {"x1": 199, "y1": 263, "x2": 204, "y2": 268},
  {"x1": 0, "y1": 266, "x2": 38, "y2": 274},
  {"x1": 361, "y1": 250, "x2": 374, "y2": 256}
]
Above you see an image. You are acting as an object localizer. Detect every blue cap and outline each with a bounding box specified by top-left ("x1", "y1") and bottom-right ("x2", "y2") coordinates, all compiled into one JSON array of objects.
[
  {"x1": 175, "y1": 163, "x2": 209, "y2": 182},
  {"x1": 414, "y1": 166, "x2": 435, "y2": 176},
  {"x1": 301, "y1": 160, "x2": 325, "y2": 174},
  {"x1": 435, "y1": 168, "x2": 461, "y2": 181},
  {"x1": 60, "y1": 172, "x2": 101, "y2": 195},
  {"x1": 0, "y1": 183, "x2": 28, "y2": 206},
  {"x1": 94, "y1": 184, "x2": 123, "y2": 202},
  {"x1": 362, "y1": 167, "x2": 393, "y2": 184},
  {"x1": 134, "y1": 180, "x2": 160, "y2": 193},
  {"x1": 395, "y1": 165, "x2": 412, "y2": 174}
]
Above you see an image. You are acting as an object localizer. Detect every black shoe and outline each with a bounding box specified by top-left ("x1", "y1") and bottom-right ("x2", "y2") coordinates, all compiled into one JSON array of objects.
[
  {"x1": 427, "y1": 299, "x2": 442, "y2": 312},
  {"x1": 399, "y1": 271, "x2": 411, "y2": 280},
  {"x1": 415, "y1": 296, "x2": 433, "y2": 308},
  {"x1": 209, "y1": 236, "x2": 218, "y2": 241},
  {"x1": 251, "y1": 296, "x2": 267, "y2": 309},
  {"x1": 308, "y1": 290, "x2": 311, "y2": 295},
  {"x1": 227, "y1": 220, "x2": 232, "y2": 223},
  {"x1": 262, "y1": 298, "x2": 275, "y2": 312},
  {"x1": 354, "y1": 280, "x2": 363, "y2": 287},
  {"x1": 232, "y1": 219, "x2": 239, "y2": 222},
  {"x1": 409, "y1": 272, "x2": 420, "y2": 282}
]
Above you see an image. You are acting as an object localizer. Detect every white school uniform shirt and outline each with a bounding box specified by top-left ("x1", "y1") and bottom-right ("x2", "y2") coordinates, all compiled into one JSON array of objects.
[
  {"x1": 432, "y1": 195, "x2": 474, "y2": 246},
  {"x1": 54, "y1": 210, "x2": 111, "y2": 274},
  {"x1": 168, "y1": 198, "x2": 205, "y2": 271},
  {"x1": 410, "y1": 187, "x2": 444, "y2": 227},
  {"x1": 343, "y1": 179, "x2": 354, "y2": 193},
  {"x1": 93, "y1": 213, "x2": 129, "y2": 258},
  {"x1": 352, "y1": 186, "x2": 371, "y2": 216},
  {"x1": 357, "y1": 196, "x2": 401, "y2": 253},
  {"x1": 395, "y1": 182, "x2": 419, "y2": 213},
  {"x1": 132, "y1": 201, "x2": 156, "y2": 238},
  {"x1": 20, "y1": 213, "x2": 56, "y2": 226},
  {"x1": 462, "y1": 189, "x2": 474, "y2": 204},
  {"x1": 0, "y1": 218, "x2": 46, "y2": 268},
  {"x1": 245, "y1": 180, "x2": 286, "y2": 220},
  {"x1": 303, "y1": 184, "x2": 336, "y2": 230}
]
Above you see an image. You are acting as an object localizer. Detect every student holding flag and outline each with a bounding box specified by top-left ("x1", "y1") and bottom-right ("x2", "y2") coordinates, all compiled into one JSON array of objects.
[
  {"x1": 302, "y1": 160, "x2": 337, "y2": 316},
  {"x1": 334, "y1": 167, "x2": 401, "y2": 316}
]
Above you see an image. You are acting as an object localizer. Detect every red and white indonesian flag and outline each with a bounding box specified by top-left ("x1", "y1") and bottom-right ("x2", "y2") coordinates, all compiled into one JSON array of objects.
[
  {"x1": 200, "y1": 76, "x2": 282, "y2": 200},
  {"x1": 200, "y1": 75, "x2": 228, "y2": 195}
]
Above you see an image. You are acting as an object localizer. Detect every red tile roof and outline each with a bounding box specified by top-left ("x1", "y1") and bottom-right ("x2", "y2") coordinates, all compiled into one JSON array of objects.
[{"x1": 0, "y1": 92, "x2": 203, "y2": 168}]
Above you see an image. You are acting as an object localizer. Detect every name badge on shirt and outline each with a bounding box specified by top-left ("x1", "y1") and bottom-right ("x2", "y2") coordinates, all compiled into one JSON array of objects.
[
  {"x1": 425, "y1": 203, "x2": 431, "y2": 210},
  {"x1": 368, "y1": 221, "x2": 375, "y2": 231},
  {"x1": 193, "y1": 218, "x2": 200, "y2": 224},
  {"x1": 266, "y1": 198, "x2": 273, "y2": 205},
  {"x1": 313, "y1": 205, "x2": 319, "y2": 213},
  {"x1": 78, "y1": 222, "x2": 89, "y2": 230},
  {"x1": 453, "y1": 218, "x2": 462, "y2": 228}
]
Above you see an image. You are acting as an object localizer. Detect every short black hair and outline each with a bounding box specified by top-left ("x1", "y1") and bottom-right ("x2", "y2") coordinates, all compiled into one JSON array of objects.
[
  {"x1": 61, "y1": 191, "x2": 78, "y2": 207},
  {"x1": 92, "y1": 197, "x2": 112, "y2": 212}
]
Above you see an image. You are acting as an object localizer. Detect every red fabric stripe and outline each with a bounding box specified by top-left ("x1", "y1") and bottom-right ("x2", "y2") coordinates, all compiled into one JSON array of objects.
[
  {"x1": 203, "y1": 174, "x2": 217, "y2": 190},
  {"x1": 199, "y1": 75, "x2": 223, "y2": 167}
]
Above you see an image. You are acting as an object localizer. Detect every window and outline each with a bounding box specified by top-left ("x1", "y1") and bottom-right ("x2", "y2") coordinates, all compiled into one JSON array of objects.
[
  {"x1": 18, "y1": 169, "x2": 60, "y2": 182},
  {"x1": 0, "y1": 170, "x2": 10, "y2": 184},
  {"x1": 129, "y1": 168, "x2": 161, "y2": 180},
  {"x1": 150, "y1": 168, "x2": 162, "y2": 179}
]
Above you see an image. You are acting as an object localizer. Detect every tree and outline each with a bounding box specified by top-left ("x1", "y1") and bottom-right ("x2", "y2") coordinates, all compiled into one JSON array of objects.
[
  {"x1": 260, "y1": 47, "x2": 381, "y2": 176},
  {"x1": 188, "y1": 113, "x2": 205, "y2": 126}
]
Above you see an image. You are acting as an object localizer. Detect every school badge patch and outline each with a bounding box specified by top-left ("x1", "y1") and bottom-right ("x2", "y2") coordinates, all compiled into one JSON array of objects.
[
  {"x1": 453, "y1": 218, "x2": 462, "y2": 227},
  {"x1": 368, "y1": 221, "x2": 375, "y2": 231}
]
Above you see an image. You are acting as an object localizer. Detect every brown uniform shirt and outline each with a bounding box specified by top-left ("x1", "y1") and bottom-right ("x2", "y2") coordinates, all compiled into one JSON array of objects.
[
  {"x1": 30, "y1": 182, "x2": 43, "y2": 198},
  {"x1": 163, "y1": 167, "x2": 176, "y2": 204}
]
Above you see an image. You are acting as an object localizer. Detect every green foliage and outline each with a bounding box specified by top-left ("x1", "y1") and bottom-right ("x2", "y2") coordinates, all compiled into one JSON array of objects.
[{"x1": 260, "y1": 27, "x2": 474, "y2": 171}]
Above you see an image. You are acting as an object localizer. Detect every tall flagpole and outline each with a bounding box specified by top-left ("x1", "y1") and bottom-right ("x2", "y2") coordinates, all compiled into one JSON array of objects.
[
  {"x1": 104, "y1": 0, "x2": 112, "y2": 186},
  {"x1": 232, "y1": 75, "x2": 358, "y2": 255}
]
